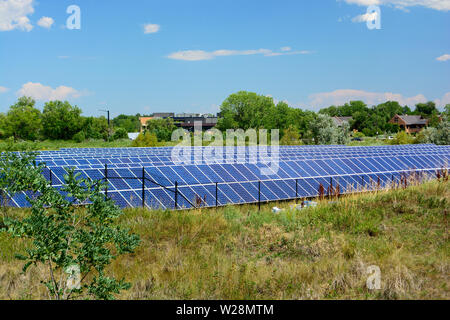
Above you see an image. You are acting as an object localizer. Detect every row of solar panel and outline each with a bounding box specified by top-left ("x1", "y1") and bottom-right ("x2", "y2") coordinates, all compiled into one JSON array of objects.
[
  {"x1": 38, "y1": 148, "x2": 450, "y2": 159},
  {"x1": 36, "y1": 150, "x2": 450, "y2": 168},
  {"x1": 36, "y1": 144, "x2": 448, "y2": 157},
  {"x1": 53, "y1": 144, "x2": 444, "y2": 152},
  {"x1": 5, "y1": 145, "x2": 448, "y2": 210},
  {"x1": 34, "y1": 145, "x2": 450, "y2": 167},
  {"x1": 34, "y1": 155, "x2": 450, "y2": 170},
  {"x1": 7, "y1": 170, "x2": 436, "y2": 209},
  {"x1": 40, "y1": 155, "x2": 447, "y2": 189}
]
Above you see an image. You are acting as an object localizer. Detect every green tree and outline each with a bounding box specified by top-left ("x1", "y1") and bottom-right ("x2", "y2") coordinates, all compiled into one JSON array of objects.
[
  {"x1": 0, "y1": 113, "x2": 7, "y2": 139},
  {"x1": 414, "y1": 101, "x2": 438, "y2": 117},
  {"x1": 4, "y1": 97, "x2": 42, "y2": 141},
  {"x1": 112, "y1": 114, "x2": 140, "y2": 133},
  {"x1": 145, "y1": 118, "x2": 177, "y2": 142},
  {"x1": 0, "y1": 153, "x2": 140, "y2": 300},
  {"x1": 217, "y1": 91, "x2": 275, "y2": 131},
  {"x1": 444, "y1": 104, "x2": 450, "y2": 117},
  {"x1": 82, "y1": 117, "x2": 109, "y2": 140},
  {"x1": 416, "y1": 116, "x2": 449, "y2": 145},
  {"x1": 310, "y1": 114, "x2": 349, "y2": 145},
  {"x1": 42, "y1": 101, "x2": 82, "y2": 140}
]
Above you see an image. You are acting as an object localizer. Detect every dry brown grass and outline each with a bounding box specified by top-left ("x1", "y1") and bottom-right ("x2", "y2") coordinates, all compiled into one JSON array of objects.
[{"x1": 0, "y1": 179, "x2": 448, "y2": 300}]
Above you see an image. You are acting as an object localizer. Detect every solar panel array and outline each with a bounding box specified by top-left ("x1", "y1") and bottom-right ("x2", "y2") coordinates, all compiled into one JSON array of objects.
[{"x1": 5, "y1": 144, "x2": 449, "y2": 210}]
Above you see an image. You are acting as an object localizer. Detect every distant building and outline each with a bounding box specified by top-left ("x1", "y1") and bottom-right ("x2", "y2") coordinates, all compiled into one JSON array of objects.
[
  {"x1": 152, "y1": 112, "x2": 175, "y2": 119},
  {"x1": 139, "y1": 116, "x2": 153, "y2": 132},
  {"x1": 389, "y1": 115, "x2": 428, "y2": 134},
  {"x1": 173, "y1": 114, "x2": 218, "y2": 131},
  {"x1": 332, "y1": 116, "x2": 352, "y2": 127},
  {"x1": 139, "y1": 113, "x2": 218, "y2": 132}
]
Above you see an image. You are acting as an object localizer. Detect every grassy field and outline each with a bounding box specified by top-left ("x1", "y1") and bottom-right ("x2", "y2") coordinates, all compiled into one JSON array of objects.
[
  {"x1": 0, "y1": 136, "x2": 390, "y2": 152},
  {"x1": 0, "y1": 139, "x2": 134, "y2": 151},
  {"x1": 0, "y1": 179, "x2": 448, "y2": 300}
]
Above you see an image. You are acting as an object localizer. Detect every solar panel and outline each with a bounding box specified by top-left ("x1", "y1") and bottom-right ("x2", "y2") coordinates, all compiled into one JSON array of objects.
[{"x1": 5, "y1": 144, "x2": 449, "y2": 209}]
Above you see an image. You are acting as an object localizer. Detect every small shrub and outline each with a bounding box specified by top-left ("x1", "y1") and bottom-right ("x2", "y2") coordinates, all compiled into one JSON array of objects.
[
  {"x1": 131, "y1": 132, "x2": 158, "y2": 147},
  {"x1": 113, "y1": 128, "x2": 128, "y2": 140},
  {"x1": 389, "y1": 131, "x2": 414, "y2": 145},
  {"x1": 72, "y1": 131, "x2": 86, "y2": 143},
  {"x1": 0, "y1": 152, "x2": 140, "y2": 300}
]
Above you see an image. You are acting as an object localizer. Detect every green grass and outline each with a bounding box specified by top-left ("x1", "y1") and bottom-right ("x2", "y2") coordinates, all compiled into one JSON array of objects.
[
  {"x1": 0, "y1": 139, "x2": 135, "y2": 151},
  {"x1": 0, "y1": 180, "x2": 448, "y2": 300},
  {"x1": 347, "y1": 137, "x2": 389, "y2": 146},
  {"x1": 1, "y1": 136, "x2": 391, "y2": 152}
]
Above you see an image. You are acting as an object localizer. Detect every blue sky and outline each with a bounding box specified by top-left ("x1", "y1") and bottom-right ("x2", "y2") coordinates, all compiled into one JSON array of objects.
[{"x1": 0, "y1": 0, "x2": 449, "y2": 117}]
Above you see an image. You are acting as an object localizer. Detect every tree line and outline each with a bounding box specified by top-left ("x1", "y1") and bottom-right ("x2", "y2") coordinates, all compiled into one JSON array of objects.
[
  {"x1": 216, "y1": 91, "x2": 449, "y2": 145},
  {"x1": 1, "y1": 93, "x2": 448, "y2": 146},
  {"x1": 0, "y1": 97, "x2": 142, "y2": 142}
]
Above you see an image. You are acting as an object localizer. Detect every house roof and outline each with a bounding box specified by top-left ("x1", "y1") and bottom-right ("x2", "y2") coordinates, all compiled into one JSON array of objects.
[
  {"x1": 396, "y1": 115, "x2": 428, "y2": 125},
  {"x1": 333, "y1": 116, "x2": 352, "y2": 126},
  {"x1": 139, "y1": 117, "x2": 153, "y2": 126}
]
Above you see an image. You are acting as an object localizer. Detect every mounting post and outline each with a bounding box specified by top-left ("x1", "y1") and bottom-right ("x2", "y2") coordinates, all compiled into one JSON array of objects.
[
  {"x1": 142, "y1": 167, "x2": 145, "y2": 208},
  {"x1": 175, "y1": 181, "x2": 178, "y2": 210},
  {"x1": 215, "y1": 182, "x2": 218, "y2": 208},
  {"x1": 104, "y1": 163, "x2": 108, "y2": 199},
  {"x1": 258, "y1": 181, "x2": 261, "y2": 211}
]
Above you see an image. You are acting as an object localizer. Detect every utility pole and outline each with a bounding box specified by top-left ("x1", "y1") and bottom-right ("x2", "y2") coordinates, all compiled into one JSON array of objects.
[{"x1": 99, "y1": 109, "x2": 111, "y2": 141}]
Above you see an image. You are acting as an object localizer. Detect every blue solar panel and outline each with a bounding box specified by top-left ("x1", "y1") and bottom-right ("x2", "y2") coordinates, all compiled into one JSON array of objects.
[{"x1": 5, "y1": 144, "x2": 449, "y2": 209}]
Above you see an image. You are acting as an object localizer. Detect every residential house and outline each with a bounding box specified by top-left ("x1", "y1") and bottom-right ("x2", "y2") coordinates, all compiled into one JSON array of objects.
[
  {"x1": 332, "y1": 116, "x2": 352, "y2": 127},
  {"x1": 389, "y1": 115, "x2": 428, "y2": 134}
]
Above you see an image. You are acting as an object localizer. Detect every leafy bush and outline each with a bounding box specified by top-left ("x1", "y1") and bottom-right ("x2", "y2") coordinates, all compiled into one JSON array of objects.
[
  {"x1": 415, "y1": 118, "x2": 449, "y2": 145},
  {"x1": 73, "y1": 131, "x2": 86, "y2": 143},
  {"x1": 310, "y1": 114, "x2": 350, "y2": 145},
  {"x1": 82, "y1": 117, "x2": 108, "y2": 140},
  {"x1": 131, "y1": 132, "x2": 158, "y2": 147},
  {"x1": 145, "y1": 118, "x2": 177, "y2": 142},
  {"x1": 113, "y1": 128, "x2": 128, "y2": 140},
  {"x1": 280, "y1": 126, "x2": 302, "y2": 145},
  {"x1": 389, "y1": 131, "x2": 415, "y2": 145},
  {"x1": 0, "y1": 153, "x2": 140, "y2": 300}
]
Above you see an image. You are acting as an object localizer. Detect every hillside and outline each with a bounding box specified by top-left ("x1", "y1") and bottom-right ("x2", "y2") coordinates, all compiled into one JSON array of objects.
[{"x1": 0, "y1": 180, "x2": 448, "y2": 300}]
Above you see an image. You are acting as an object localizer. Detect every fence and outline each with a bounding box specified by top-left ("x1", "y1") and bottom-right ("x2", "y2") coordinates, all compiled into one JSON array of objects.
[{"x1": 31, "y1": 164, "x2": 444, "y2": 211}]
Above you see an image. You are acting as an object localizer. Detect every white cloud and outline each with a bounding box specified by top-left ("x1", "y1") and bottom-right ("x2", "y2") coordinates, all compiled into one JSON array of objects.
[
  {"x1": 342, "y1": 0, "x2": 450, "y2": 11},
  {"x1": 436, "y1": 54, "x2": 450, "y2": 62},
  {"x1": 37, "y1": 16, "x2": 54, "y2": 29},
  {"x1": 17, "y1": 82, "x2": 83, "y2": 101},
  {"x1": 0, "y1": 0, "x2": 34, "y2": 31},
  {"x1": 352, "y1": 11, "x2": 378, "y2": 22},
  {"x1": 280, "y1": 46, "x2": 292, "y2": 52},
  {"x1": 434, "y1": 92, "x2": 450, "y2": 106},
  {"x1": 307, "y1": 89, "x2": 429, "y2": 109},
  {"x1": 144, "y1": 23, "x2": 160, "y2": 34},
  {"x1": 168, "y1": 48, "x2": 312, "y2": 61},
  {"x1": 0, "y1": 86, "x2": 9, "y2": 93}
]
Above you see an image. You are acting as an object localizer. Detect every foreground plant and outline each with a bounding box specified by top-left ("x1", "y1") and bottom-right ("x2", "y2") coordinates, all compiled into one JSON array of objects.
[{"x1": 0, "y1": 152, "x2": 140, "y2": 300}]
